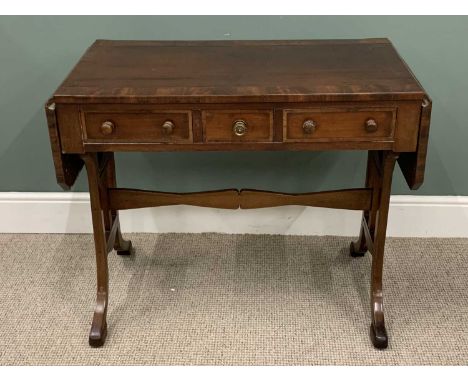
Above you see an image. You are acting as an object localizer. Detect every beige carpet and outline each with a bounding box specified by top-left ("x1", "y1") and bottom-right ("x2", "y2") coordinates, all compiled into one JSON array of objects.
[{"x1": 0, "y1": 233, "x2": 467, "y2": 365}]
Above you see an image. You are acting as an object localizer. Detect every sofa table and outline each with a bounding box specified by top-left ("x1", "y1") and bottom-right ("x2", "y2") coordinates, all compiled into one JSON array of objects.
[{"x1": 45, "y1": 39, "x2": 431, "y2": 349}]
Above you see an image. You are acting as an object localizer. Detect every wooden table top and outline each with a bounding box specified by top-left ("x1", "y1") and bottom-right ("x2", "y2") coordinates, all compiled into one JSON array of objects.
[{"x1": 53, "y1": 39, "x2": 426, "y2": 104}]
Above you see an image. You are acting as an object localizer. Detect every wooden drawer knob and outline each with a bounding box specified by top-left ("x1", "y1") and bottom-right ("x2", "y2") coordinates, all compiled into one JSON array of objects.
[
  {"x1": 233, "y1": 120, "x2": 248, "y2": 136},
  {"x1": 100, "y1": 121, "x2": 115, "y2": 135},
  {"x1": 162, "y1": 120, "x2": 175, "y2": 135},
  {"x1": 302, "y1": 119, "x2": 317, "y2": 134},
  {"x1": 365, "y1": 118, "x2": 378, "y2": 133}
]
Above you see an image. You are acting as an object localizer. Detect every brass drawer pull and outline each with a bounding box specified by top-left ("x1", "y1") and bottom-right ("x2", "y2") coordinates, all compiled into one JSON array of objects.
[
  {"x1": 162, "y1": 120, "x2": 175, "y2": 135},
  {"x1": 365, "y1": 118, "x2": 378, "y2": 133},
  {"x1": 302, "y1": 119, "x2": 317, "y2": 134},
  {"x1": 233, "y1": 120, "x2": 248, "y2": 136},
  {"x1": 100, "y1": 121, "x2": 115, "y2": 135}
]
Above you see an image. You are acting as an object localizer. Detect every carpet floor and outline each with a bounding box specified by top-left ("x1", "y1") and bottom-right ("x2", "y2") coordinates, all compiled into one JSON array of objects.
[{"x1": 0, "y1": 233, "x2": 467, "y2": 365}]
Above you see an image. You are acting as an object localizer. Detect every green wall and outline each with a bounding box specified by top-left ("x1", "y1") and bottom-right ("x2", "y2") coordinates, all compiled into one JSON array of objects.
[{"x1": 0, "y1": 16, "x2": 466, "y2": 194}]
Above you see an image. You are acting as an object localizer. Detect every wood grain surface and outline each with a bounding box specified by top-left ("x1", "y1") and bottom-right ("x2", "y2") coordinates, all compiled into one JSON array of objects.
[{"x1": 53, "y1": 39, "x2": 426, "y2": 104}]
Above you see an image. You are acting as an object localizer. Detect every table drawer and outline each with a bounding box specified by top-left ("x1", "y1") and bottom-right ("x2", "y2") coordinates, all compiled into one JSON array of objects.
[
  {"x1": 283, "y1": 108, "x2": 396, "y2": 142},
  {"x1": 82, "y1": 111, "x2": 193, "y2": 143},
  {"x1": 202, "y1": 110, "x2": 273, "y2": 142}
]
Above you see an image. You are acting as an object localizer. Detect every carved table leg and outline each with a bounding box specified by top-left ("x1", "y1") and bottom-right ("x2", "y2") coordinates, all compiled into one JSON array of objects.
[
  {"x1": 350, "y1": 151, "x2": 398, "y2": 349},
  {"x1": 350, "y1": 151, "x2": 378, "y2": 257},
  {"x1": 83, "y1": 153, "x2": 110, "y2": 347},
  {"x1": 105, "y1": 153, "x2": 134, "y2": 256},
  {"x1": 350, "y1": 151, "x2": 381, "y2": 257},
  {"x1": 368, "y1": 151, "x2": 398, "y2": 349}
]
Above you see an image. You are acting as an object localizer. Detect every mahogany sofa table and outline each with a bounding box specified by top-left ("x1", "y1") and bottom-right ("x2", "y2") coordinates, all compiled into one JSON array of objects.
[{"x1": 45, "y1": 39, "x2": 431, "y2": 349}]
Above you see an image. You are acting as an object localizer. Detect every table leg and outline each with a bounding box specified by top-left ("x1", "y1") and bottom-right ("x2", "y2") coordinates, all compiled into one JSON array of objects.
[
  {"x1": 350, "y1": 151, "x2": 398, "y2": 349},
  {"x1": 82, "y1": 153, "x2": 109, "y2": 347},
  {"x1": 350, "y1": 151, "x2": 379, "y2": 257},
  {"x1": 369, "y1": 151, "x2": 398, "y2": 349},
  {"x1": 105, "y1": 153, "x2": 134, "y2": 256}
]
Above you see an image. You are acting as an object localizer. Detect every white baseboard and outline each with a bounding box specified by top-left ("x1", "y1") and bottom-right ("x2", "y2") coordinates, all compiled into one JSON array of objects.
[{"x1": 0, "y1": 192, "x2": 467, "y2": 237}]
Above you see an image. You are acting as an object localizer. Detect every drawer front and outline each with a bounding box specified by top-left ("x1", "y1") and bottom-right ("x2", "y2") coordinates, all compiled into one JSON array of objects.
[
  {"x1": 203, "y1": 110, "x2": 273, "y2": 142},
  {"x1": 283, "y1": 108, "x2": 396, "y2": 142},
  {"x1": 83, "y1": 111, "x2": 193, "y2": 143}
]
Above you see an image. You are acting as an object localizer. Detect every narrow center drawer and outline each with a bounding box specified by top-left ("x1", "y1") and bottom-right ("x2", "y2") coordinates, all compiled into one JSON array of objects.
[
  {"x1": 82, "y1": 111, "x2": 193, "y2": 143},
  {"x1": 202, "y1": 110, "x2": 273, "y2": 142},
  {"x1": 283, "y1": 107, "x2": 396, "y2": 142}
]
